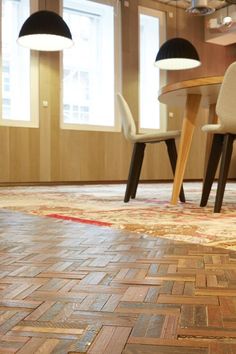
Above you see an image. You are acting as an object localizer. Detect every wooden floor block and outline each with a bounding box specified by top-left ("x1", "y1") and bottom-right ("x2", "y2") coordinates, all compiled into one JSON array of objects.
[{"x1": 88, "y1": 326, "x2": 132, "y2": 354}]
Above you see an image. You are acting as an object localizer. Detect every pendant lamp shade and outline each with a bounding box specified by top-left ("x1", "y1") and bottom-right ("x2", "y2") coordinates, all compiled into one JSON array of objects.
[
  {"x1": 18, "y1": 10, "x2": 73, "y2": 51},
  {"x1": 155, "y1": 37, "x2": 201, "y2": 70}
]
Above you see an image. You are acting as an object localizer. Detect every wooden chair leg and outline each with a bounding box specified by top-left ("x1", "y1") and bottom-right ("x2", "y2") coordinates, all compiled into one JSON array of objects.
[
  {"x1": 200, "y1": 134, "x2": 224, "y2": 207},
  {"x1": 130, "y1": 143, "x2": 146, "y2": 199},
  {"x1": 165, "y1": 139, "x2": 185, "y2": 203},
  {"x1": 124, "y1": 143, "x2": 145, "y2": 203},
  {"x1": 214, "y1": 134, "x2": 235, "y2": 213}
]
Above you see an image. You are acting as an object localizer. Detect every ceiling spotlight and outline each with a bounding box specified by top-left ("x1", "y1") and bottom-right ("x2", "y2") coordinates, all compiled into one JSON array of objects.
[
  {"x1": 222, "y1": 15, "x2": 233, "y2": 27},
  {"x1": 186, "y1": 0, "x2": 215, "y2": 16}
]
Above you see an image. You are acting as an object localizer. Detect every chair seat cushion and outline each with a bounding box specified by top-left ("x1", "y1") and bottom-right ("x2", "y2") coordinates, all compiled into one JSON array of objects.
[
  {"x1": 130, "y1": 130, "x2": 181, "y2": 143},
  {"x1": 202, "y1": 124, "x2": 236, "y2": 134}
]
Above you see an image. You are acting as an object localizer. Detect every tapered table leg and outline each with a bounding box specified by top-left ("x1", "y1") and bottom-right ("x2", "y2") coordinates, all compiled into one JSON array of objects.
[{"x1": 171, "y1": 94, "x2": 201, "y2": 205}]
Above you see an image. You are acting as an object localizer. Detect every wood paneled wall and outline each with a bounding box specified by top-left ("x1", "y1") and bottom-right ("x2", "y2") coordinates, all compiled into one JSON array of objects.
[{"x1": 0, "y1": 0, "x2": 235, "y2": 184}]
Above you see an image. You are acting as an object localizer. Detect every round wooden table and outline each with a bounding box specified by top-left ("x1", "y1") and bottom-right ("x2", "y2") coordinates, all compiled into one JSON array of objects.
[{"x1": 158, "y1": 76, "x2": 223, "y2": 205}]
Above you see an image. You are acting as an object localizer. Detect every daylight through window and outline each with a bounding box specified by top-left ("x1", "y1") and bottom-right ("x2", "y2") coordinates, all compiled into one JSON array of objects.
[
  {"x1": 1, "y1": 0, "x2": 32, "y2": 125},
  {"x1": 139, "y1": 7, "x2": 166, "y2": 131},
  {"x1": 62, "y1": 0, "x2": 120, "y2": 131}
]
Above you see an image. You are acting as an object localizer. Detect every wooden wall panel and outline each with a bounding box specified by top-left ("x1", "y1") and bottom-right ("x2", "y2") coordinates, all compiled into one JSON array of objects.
[
  {"x1": 0, "y1": 0, "x2": 235, "y2": 184},
  {"x1": 39, "y1": 52, "x2": 52, "y2": 181},
  {"x1": 0, "y1": 127, "x2": 10, "y2": 182}
]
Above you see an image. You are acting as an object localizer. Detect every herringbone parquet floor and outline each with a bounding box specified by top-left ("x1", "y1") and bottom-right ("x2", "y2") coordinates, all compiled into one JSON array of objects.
[{"x1": 0, "y1": 209, "x2": 236, "y2": 353}]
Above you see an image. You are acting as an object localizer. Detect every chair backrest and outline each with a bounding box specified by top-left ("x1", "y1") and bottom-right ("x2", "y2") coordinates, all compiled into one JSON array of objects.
[
  {"x1": 216, "y1": 61, "x2": 236, "y2": 133},
  {"x1": 117, "y1": 93, "x2": 137, "y2": 141}
]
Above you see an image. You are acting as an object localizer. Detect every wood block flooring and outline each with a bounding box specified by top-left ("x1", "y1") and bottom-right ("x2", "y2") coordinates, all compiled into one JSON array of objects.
[{"x1": 0, "y1": 209, "x2": 236, "y2": 353}]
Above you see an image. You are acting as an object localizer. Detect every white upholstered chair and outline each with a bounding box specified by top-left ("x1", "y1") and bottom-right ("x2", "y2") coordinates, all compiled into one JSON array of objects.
[
  {"x1": 200, "y1": 61, "x2": 236, "y2": 213},
  {"x1": 117, "y1": 93, "x2": 185, "y2": 203}
]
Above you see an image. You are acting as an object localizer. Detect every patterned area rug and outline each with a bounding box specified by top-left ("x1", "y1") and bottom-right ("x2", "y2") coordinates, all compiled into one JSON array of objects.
[{"x1": 0, "y1": 182, "x2": 236, "y2": 251}]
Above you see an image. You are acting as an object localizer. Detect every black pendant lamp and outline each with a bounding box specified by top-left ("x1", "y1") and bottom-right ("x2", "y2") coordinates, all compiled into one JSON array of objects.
[
  {"x1": 155, "y1": 37, "x2": 201, "y2": 70},
  {"x1": 18, "y1": 10, "x2": 73, "y2": 51},
  {"x1": 155, "y1": 0, "x2": 201, "y2": 71}
]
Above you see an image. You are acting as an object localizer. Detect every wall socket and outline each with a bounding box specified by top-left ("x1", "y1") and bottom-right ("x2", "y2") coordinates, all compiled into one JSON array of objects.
[{"x1": 42, "y1": 101, "x2": 48, "y2": 107}]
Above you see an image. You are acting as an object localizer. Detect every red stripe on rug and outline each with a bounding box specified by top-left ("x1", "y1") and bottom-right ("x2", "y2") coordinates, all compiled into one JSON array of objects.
[{"x1": 47, "y1": 213, "x2": 112, "y2": 227}]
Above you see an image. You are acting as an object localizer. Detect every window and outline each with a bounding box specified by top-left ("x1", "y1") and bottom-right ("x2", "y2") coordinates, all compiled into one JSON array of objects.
[
  {"x1": 139, "y1": 7, "x2": 166, "y2": 132},
  {"x1": 1, "y1": 0, "x2": 39, "y2": 127},
  {"x1": 62, "y1": 0, "x2": 121, "y2": 131}
]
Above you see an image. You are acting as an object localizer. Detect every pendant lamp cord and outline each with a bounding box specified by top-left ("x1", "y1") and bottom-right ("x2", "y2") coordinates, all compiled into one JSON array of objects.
[
  {"x1": 221, "y1": 5, "x2": 229, "y2": 24},
  {"x1": 40, "y1": 0, "x2": 47, "y2": 10},
  {"x1": 175, "y1": 0, "x2": 178, "y2": 37}
]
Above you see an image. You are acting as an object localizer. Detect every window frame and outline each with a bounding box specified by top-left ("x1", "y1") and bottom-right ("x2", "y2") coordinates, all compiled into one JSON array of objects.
[
  {"x1": 60, "y1": 0, "x2": 121, "y2": 132},
  {"x1": 0, "y1": 0, "x2": 39, "y2": 128},
  {"x1": 138, "y1": 6, "x2": 167, "y2": 133}
]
